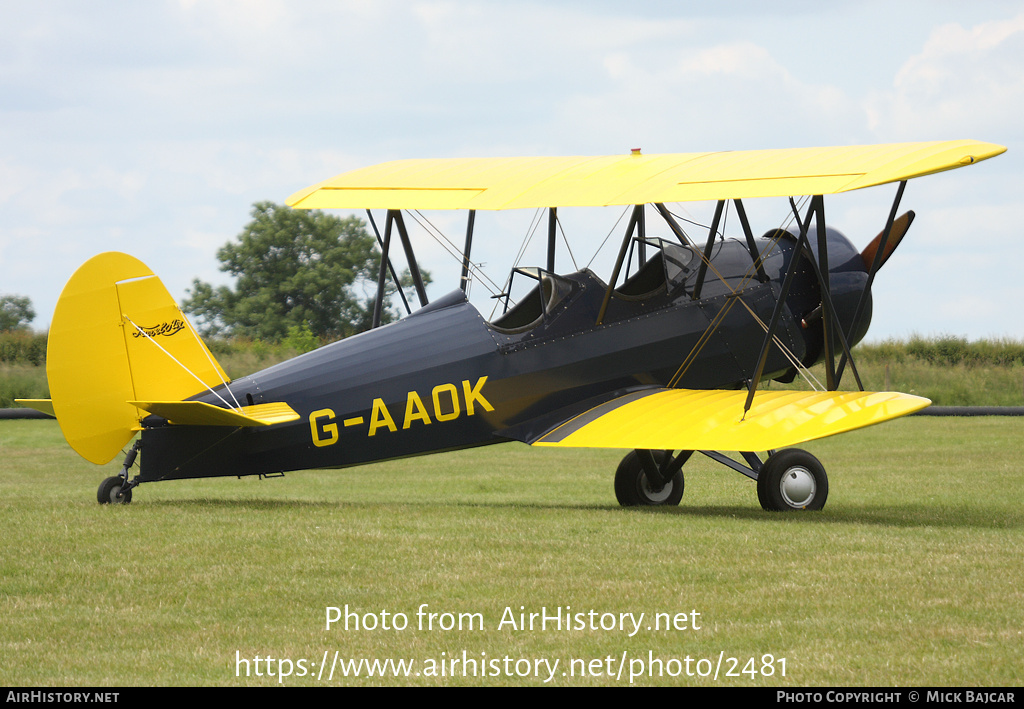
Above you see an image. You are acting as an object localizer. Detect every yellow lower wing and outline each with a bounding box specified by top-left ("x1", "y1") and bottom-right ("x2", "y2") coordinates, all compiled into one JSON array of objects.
[{"x1": 531, "y1": 389, "x2": 930, "y2": 452}]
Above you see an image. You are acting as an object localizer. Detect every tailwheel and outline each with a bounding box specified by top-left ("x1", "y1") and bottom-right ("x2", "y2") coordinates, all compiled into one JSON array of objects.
[
  {"x1": 97, "y1": 476, "x2": 133, "y2": 505},
  {"x1": 757, "y1": 448, "x2": 828, "y2": 511},
  {"x1": 614, "y1": 450, "x2": 686, "y2": 507},
  {"x1": 97, "y1": 440, "x2": 140, "y2": 505}
]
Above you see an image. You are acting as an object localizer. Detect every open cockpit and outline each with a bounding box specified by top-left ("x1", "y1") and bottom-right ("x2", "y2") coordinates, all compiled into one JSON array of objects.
[
  {"x1": 488, "y1": 267, "x2": 575, "y2": 334},
  {"x1": 485, "y1": 237, "x2": 717, "y2": 338}
]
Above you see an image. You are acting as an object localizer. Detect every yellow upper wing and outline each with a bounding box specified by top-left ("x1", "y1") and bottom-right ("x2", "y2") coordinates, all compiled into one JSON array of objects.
[{"x1": 287, "y1": 141, "x2": 1005, "y2": 211}]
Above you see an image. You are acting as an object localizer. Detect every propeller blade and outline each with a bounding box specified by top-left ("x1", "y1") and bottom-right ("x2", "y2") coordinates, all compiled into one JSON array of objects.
[{"x1": 861, "y1": 210, "x2": 915, "y2": 271}]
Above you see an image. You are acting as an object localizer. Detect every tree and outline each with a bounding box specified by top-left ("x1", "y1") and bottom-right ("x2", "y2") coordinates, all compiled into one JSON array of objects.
[
  {"x1": 183, "y1": 202, "x2": 426, "y2": 342},
  {"x1": 0, "y1": 295, "x2": 35, "y2": 332}
]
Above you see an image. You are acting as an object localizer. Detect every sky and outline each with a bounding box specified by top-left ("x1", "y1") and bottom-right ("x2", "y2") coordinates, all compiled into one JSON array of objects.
[{"x1": 1, "y1": 0, "x2": 1021, "y2": 341}]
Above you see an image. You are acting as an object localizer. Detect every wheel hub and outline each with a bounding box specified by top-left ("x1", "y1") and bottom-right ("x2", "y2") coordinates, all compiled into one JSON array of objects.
[
  {"x1": 640, "y1": 474, "x2": 673, "y2": 504},
  {"x1": 779, "y1": 466, "x2": 816, "y2": 508}
]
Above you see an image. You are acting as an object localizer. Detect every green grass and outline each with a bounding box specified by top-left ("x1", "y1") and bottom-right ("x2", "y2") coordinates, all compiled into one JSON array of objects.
[{"x1": 1, "y1": 418, "x2": 1022, "y2": 686}]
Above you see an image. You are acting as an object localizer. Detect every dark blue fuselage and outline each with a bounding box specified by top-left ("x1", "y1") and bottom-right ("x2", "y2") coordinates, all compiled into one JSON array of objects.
[{"x1": 139, "y1": 230, "x2": 871, "y2": 481}]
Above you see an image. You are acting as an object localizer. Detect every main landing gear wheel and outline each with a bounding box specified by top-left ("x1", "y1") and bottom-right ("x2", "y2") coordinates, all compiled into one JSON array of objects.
[
  {"x1": 615, "y1": 450, "x2": 684, "y2": 506},
  {"x1": 757, "y1": 449, "x2": 828, "y2": 511},
  {"x1": 97, "y1": 476, "x2": 132, "y2": 505}
]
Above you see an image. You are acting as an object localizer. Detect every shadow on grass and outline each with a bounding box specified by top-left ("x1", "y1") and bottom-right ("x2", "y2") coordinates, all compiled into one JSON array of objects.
[
  {"x1": 143, "y1": 497, "x2": 1022, "y2": 530},
  {"x1": 674, "y1": 504, "x2": 1023, "y2": 529}
]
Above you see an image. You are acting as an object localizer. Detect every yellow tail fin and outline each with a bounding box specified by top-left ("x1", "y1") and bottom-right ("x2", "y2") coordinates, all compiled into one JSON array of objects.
[{"x1": 48, "y1": 252, "x2": 231, "y2": 464}]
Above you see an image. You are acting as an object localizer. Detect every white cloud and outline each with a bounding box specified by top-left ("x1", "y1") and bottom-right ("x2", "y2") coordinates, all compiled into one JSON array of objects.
[
  {"x1": 866, "y1": 13, "x2": 1024, "y2": 139},
  {"x1": 551, "y1": 39, "x2": 858, "y2": 154}
]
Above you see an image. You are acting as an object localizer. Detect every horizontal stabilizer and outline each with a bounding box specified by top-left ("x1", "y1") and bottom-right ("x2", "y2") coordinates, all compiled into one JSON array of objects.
[
  {"x1": 530, "y1": 388, "x2": 930, "y2": 452},
  {"x1": 130, "y1": 400, "x2": 299, "y2": 427},
  {"x1": 14, "y1": 399, "x2": 55, "y2": 416}
]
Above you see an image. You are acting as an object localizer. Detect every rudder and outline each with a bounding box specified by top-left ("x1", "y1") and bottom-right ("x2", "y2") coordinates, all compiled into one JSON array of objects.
[{"x1": 47, "y1": 252, "x2": 231, "y2": 464}]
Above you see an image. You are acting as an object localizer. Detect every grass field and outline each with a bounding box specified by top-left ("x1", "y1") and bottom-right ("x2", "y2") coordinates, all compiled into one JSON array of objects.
[{"x1": 1, "y1": 417, "x2": 1021, "y2": 686}]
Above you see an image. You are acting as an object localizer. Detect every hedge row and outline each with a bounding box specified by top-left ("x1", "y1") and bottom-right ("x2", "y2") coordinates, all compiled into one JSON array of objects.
[
  {"x1": 0, "y1": 332, "x2": 47, "y2": 366},
  {"x1": 857, "y1": 336, "x2": 1024, "y2": 367},
  {"x1": 4, "y1": 331, "x2": 1024, "y2": 368}
]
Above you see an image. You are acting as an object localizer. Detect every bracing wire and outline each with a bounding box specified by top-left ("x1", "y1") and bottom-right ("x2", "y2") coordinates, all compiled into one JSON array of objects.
[
  {"x1": 555, "y1": 212, "x2": 578, "y2": 272},
  {"x1": 513, "y1": 208, "x2": 545, "y2": 270},
  {"x1": 181, "y1": 313, "x2": 242, "y2": 408},
  {"x1": 585, "y1": 206, "x2": 631, "y2": 270},
  {"x1": 406, "y1": 210, "x2": 505, "y2": 297},
  {"x1": 401, "y1": 197, "x2": 826, "y2": 394},
  {"x1": 663, "y1": 195, "x2": 826, "y2": 393},
  {"x1": 123, "y1": 315, "x2": 242, "y2": 410}
]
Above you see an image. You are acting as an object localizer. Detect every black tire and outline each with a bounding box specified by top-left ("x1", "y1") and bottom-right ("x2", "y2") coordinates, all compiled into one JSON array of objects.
[
  {"x1": 757, "y1": 449, "x2": 827, "y2": 511},
  {"x1": 614, "y1": 451, "x2": 684, "y2": 506},
  {"x1": 97, "y1": 476, "x2": 132, "y2": 505}
]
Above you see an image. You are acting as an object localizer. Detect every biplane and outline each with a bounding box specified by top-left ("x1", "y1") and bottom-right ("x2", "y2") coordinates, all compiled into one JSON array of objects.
[{"x1": 20, "y1": 140, "x2": 1005, "y2": 510}]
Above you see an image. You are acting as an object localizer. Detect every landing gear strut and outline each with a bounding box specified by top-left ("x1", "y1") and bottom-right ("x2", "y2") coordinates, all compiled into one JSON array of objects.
[
  {"x1": 97, "y1": 440, "x2": 141, "y2": 505},
  {"x1": 612, "y1": 447, "x2": 828, "y2": 511},
  {"x1": 614, "y1": 450, "x2": 688, "y2": 506}
]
